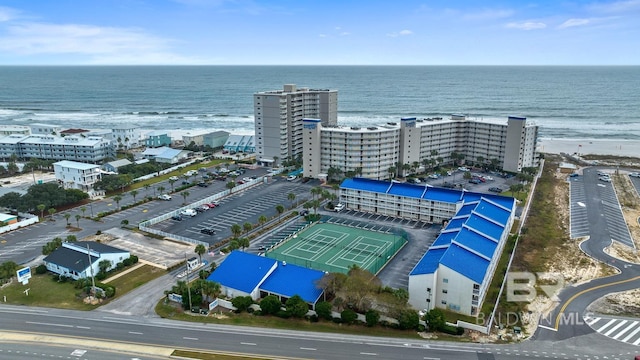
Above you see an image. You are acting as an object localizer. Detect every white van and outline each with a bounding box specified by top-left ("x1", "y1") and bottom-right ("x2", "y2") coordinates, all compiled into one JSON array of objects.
[{"x1": 334, "y1": 203, "x2": 345, "y2": 212}]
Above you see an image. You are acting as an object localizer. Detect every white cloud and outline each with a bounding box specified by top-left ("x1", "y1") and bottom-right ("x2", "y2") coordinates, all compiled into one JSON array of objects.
[
  {"x1": 319, "y1": 34, "x2": 326, "y2": 38},
  {"x1": 339, "y1": 32, "x2": 350, "y2": 36},
  {"x1": 0, "y1": 6, "x2": 18, "y2": 22},
  {"x1": 505, "y1": 21, "x2": 547, "y2": 30},
  {"x1": 387, "y1": 29, "x2": 414, "y2": 37},
  {"x1": 558, "y1": 18, "x2": 591, "y2": 29},
  {"x1": 462, "y1": 9, "x2": 514, "y2": 21}
]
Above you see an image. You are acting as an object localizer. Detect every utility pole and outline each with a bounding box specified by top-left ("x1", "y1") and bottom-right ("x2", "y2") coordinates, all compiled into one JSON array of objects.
[
  {"x1": 87, "y1": 244, "x2": 96, "y2": 296},
  {"x1": 185, "y1": 253, "x2": 192, "y2": 310}
]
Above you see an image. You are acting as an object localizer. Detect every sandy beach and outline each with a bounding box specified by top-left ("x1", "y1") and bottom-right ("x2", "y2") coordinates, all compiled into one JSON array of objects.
[{"x1": 538, "y1": 138, "x2": 640, "y2": 158}]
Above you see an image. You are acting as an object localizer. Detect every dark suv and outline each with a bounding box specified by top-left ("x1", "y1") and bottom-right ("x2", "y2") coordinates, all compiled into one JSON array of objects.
[
  {"x1": 200, "y1": 228, "x2": 215, "y2": 235},
  {"x1": 197, "y1": 182, "x2": 209, "y2": 187}
]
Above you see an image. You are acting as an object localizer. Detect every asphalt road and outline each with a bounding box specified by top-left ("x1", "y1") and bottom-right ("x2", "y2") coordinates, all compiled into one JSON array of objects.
[
  {"x1": 1, "y1": 304, "x2": 638, "y2": 360},
  {"x1": 0, "y1": 341, "x2": 163, "y2": 360},
  {"x1": 535, "y1": 167, "x2": 640, "y2": 343}
]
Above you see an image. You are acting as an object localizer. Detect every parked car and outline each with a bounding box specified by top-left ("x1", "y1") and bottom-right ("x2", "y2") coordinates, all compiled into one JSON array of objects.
[
  {"x1": 458, "y1": 167, "x2": 470, "y2": 172},
  {"x1": 171, "y1": 215, "x2": 182, "y2": 221},
  {"x1": 182, "y1": 180, "x2": 190, "y2": 185},
  {"x1": 198, "y1": 167, "x2": 208, "y2": 172},
  {"x1": 180, "y1": 208, "x2": 197, "y2": 217},
  {"x1": 569, "y1": 173, "x2": 580, "y2": 178},
  {"x1": 442, "y1": 182, "x2": 455, "y2": 189},
  {"x1": 488, "y1": 187, "x2": 503, "y2": 193},
  {"x1": 197, "y1": 182, "x2": 209, "y2": 187},
  {"x1": 242, "y1": 177, "x2": 251, "y2": 182},
  {"x1": 630, "y1": 172, "x2": 640, "y2": 178},
  {"x1": 469, "y1": 179, "x2": 481, "y2": 184},
  {"x1": 300, "y1": 209, "x2": 309, "y2": 216},
  {"x1": 196, "y1": 205, "x2": 209, "y2": 212},
  {"x1": 599, "y1": 176, "x2": 611, "y2": 183},
  {"x1": 204, "y1": 202, "x2": 218, "y2": 208},
  {"x1": 428, "y1": 174, "x2": 439, "y2": 179},
  {"x1": 200, "y1": 228, "x2": 216, "y2": 235},
  {"x1": 158, "y1": 194, "x2": 172, "y2": 201},
  {"x1": 287, "y1": 175, "x2": 297, "y2": 181},
  {"x1": 169, "y1": 176, "x2": 179, "y2": 181},
  {"x1": 334, "y1": 203, "x2": 345, "y2": 212}
]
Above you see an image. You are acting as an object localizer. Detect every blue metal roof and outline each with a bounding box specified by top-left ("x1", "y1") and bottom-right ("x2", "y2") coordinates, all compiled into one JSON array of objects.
[
  {"x1": 453, "y1": 228, "x2": 497, "y2": 259},
  {"x1": 207, "y1": 251, "x2": 276, "y2": 293},
  {"x1": 340, "y1": 178, "x2": 392, "y2": 194},
  {"x1": 472, "y1": 199, "x2": 512, "y2": 225},
  {"x1": 259, "y1": 263, "x2": 325, "y2": 304},
  {"x1": 466, "y1": 213, "x2": 504, "y2": 241},
  {"x1": 423, "y1": 187, "x2": 463, "y2": 203},
  {"x1": 445, "y1": 217, "x2": 467, "y2": 231},
  {"x1": 432, "y1": 231, "x2": 457, "y2": 247},
  {"x1": 439, "y1": 244, "x2": 490, "y2": 284},
  {"x1": 410, "y1": 247, "x2": 447, "y2": 276},
  {"x1": 456, "y1": 203, "x2": 477, "y2": 216},
  {"x1": 387, "y1": 182, "x2": 426, "y2": 198}
]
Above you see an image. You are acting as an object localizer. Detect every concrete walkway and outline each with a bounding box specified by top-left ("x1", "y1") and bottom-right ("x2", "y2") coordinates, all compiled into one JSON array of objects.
[{"x1": 102, "y1": 262, "x2": 146, "y2": 284}]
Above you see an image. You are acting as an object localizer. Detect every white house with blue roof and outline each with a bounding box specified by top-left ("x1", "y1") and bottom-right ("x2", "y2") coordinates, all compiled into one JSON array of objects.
[
  {"x1": 207, "y1": 251, "x2": 325, "y2": 309},
  {"x1": 339, "y1": 178, "x2": 515, "y2": 316}
]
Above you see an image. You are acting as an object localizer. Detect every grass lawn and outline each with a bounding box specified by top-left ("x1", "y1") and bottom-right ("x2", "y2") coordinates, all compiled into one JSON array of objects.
[
  {"x1": 0, "y1": 274, "x2": 98, "y2": 311},
  {"x1": 172, "y1": 350, "x2": 269, "y2": 360},
  {"x1": 128, "y1": 159, "x2": 231, "y2": 191},
  {"x1": 107, "y1": 264, "x2": 165, "y2": 298}
]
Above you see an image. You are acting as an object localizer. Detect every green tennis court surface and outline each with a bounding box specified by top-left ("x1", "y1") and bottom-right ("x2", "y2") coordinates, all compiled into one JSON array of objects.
[{"x1": 265, "y1": 222, "x2": 406, "y2": 274}]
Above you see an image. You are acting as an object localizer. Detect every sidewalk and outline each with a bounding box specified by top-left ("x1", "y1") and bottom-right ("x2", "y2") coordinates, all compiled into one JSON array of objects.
[{"x1": 102, "y1": 262, "x2": 145, "y2": 284}]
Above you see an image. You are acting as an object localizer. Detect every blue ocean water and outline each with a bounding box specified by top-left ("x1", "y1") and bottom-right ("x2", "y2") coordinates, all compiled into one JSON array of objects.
[{"x1": 0, "y1": 66, "x2": 639, "y2": 140}]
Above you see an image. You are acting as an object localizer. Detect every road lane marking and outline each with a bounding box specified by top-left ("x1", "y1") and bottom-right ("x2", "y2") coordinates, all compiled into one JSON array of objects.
[
  {"x1": 360, "y1": 352, "x2": 377, "y2": 356},
  {"x1": 554, "y1": 275, "x2": 640, "y2": 329},
  {"x1": 76, "y1": 326, "x2": 90, "y2": 329},
  {"x1": 241, "y1": 342, "x2": 256, "y2": 346},
  {"x1": 300, "y1": 347, "x2": 316, "y2": 351},
  {"x1": 128, "y1": 331, "x2": 143, "y2": 335},
  {"x1": 25, "y1": 321, "x2": 73, "y2": 328},
  {"x1": 183, "y1": 337, "x2": 199, "y2": 340},
  {"x1": 538, "y1": 325, "x2": 557, "y2": 332}
]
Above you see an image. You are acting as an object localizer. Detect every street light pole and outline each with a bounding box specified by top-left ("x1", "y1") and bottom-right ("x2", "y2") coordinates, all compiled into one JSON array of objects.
[
  {"x1": 86, "y1": 244, "x2": 96, "y2": 296},
  {"x1": 185, "y1": 253, "x2": 192, "y2": 310}
]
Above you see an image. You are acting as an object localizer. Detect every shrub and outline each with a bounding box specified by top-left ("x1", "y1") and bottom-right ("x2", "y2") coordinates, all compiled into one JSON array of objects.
[
  {"x1": 418, "y1": 324, "x2": 426, "y2": 332},
  {"x1": 95, "y1": 272, "x2": 107, "y2": 281},
  {"x1": 285, "y1": 295, "x2": 309, "y2": 318},
  {"x1": 253, "y1": 310, "x2": 262, "y2": 316},
  {"x1": 440, "y1": 324, "x2": 464, "y2": 336},
  {"x1": 306, "y1": 314, "x2": 319, "y2": 323},
  {"x1": 276, "y1": 310, "x2": 291, "y2": 319},
  {"x1": 116, "y1": 262, "x2": 125, "y2": 270},
  {"x1": 231, "y1": 296, "x2": 254, "y2": 313},
  {"x1": 340, "y1": 309, "x2": 358, "y2": 324},
  {"x1": 122, "y1": 258, "x2": 132, "y2": 266},
  {"x1": 104, "y1": 285, "x2": 116, "y2": 298},
  {"x1": 260, "y1": 295, "x2": 282, "y2": 315},
  {"x1": 315, "y1": 301, "x2": 333, "y2": 320},
  {"x1": 130, "y1": 255, "x2": 139, "y2": 263},
  {"x1": 365, "y1": 309, "x2": 380, "y2": 327},
  {"x1": 35, "y1": 264, "x2": 47, "y2": 275},
  {"x1": 424, "y1": 308, "x2": 446, "y2": 332},
  {"x1": 397, "y1": 309, "x2": 420, "y2": 330},
  {"x1": 331, "y1": 317, "x2": 343, "y2": 324}
]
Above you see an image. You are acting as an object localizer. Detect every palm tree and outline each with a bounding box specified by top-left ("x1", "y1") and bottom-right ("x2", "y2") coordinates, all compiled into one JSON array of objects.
[
  {"x1": 243, "y1": 222, "x2": 253, "y2": 234},
  {"x1": 230, "y1": 224, "x2": 242, "y2": 238},
  {"x1": 402, "y1": 163, "x2": 411, "y2": 178},
  {"x1": 275, "y1": 204, "x2": 285, "y2": 223},
  {"x1": 37, "y1": 204, "x2": 46, "y2": 220},
  {"x1": 310, "y1": 199, "x2": 320, "y2": 215},
  {"x1": 144, "y1": 184, "x2": 151, "y2": 197},
  {"x1": 387, "y1": 166, "x2": 396, "y2": 180},
  {"x1": 181, "y1": 191, "x2": 190, "y2": 205},
  {"x1": 195, "y1": 244, "x2": 207, "y2": 263},
  {"x1": 158, "y1": 186, "x2": 166, "y2": 195},
  {"x1": 237, "y1": 237, "x2": 250, "y2": 251},
  {"x1": 272, "y1": 156, "x2": 279, "y2": 167},
  {"x1": 63, "y1": 213, "x2": 71, "y2": 226},
  {"x1": 47, "y1": 208, "x2": 56, "y2": 220},
  {"x1": 75, "y1": 214, "x2": 81, "y2": 228},
  {"x1": 226, "y1": 181, "x2": 236, "y2": 190},
  {"x1": 80, "y1": 206, "x2": 87, "y2": 218},
  {"x1": 288, "y1": 192, "x2": 296, "y2": 207},
  {"x1": 258, "y1": 215, "x2": 267, "y2": 230},
  {"x1": 98, "y1": 259, "x2": 112, "y2": 274},
  {"x1": 310, "y1": 187, "x2": 322, "y2": 201},
  {"x1": 113, "y1": 195, "x2": 122, "y2": 210},
  {"x1": 130, "y1": 189, "x2": 139, "y2": 203}
]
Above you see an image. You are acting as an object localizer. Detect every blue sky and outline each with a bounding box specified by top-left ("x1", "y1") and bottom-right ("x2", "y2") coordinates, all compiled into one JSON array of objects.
[{"x1": 0, "y1": 0, "x2": 638, "y2": 65}]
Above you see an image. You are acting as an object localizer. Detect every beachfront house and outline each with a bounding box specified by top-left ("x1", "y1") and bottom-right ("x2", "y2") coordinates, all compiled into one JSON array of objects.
[{"x1": 145, "y1": 131, "x2": 171, "y2": 148}]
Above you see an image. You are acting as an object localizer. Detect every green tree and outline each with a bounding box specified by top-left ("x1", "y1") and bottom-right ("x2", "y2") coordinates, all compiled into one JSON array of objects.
[
  {"x1": 397, "y1": 309, "x2": 420, "y2": 330},
  {"x1": 75, "y1": 214, "x2": 81, "y2": 228},
  {"x1": 275, "y1": 204, "x2": 285, "y2": 223},
  {"x1": 341, "y1": 309, "x2": 358, "y2": 324},
  {"x1": 285, "y1": 295, "x2": 309, "y2": 318},
  {"x1": 47, "y1": 207, "x2": 56, "y2": 219},
  {"x1": 315, "y1": 301, "x2": 333, "y2": 320},
  {"x1": 120, "y1": 219, "x2": 129, "y2": 227},
  {"x1": 144, "y1": 184, "x2": 151, "y2": 197},
  {"x1": 195, "y1": 244, "x2": 207, "y2": 263},
  {"x1": 365, "y1": 309, "x2": 380, "y2": 327},
  {"x1": 237, "y1": 237, "x2": 250, "y2": 251},
  {"x1": 181, "y1": 191, "x2": 190, "y2": 205},
  {"x1": 387, "y1": 166, "x2": 396, "y2": 180},
  {"x1": 310, "y1": 187, "x2": 322, "y2": 201},
  {"x1": 63, "y1": 213, "x2": 71, "y2": 226},
  {"x1": 200, "y1": 280, "x2": 221, "y2": 303},
  {"x1": 37, "y1": 204, "x2": 46, "y2": 219},
  {"x1": 231, "y1": 296, "x2": 254, "y2": 312},
  {"x1": 80, "y1": 206, "x2": 87, "y2": 217},
  {"x1": 66, "y1": 235, "x2": 77, "y2": 242},
  {"x1": 260, "y1": 295, "x2": 282, "y2": 315},
  {"x1": 130, "y1": 189, "x2": 139, "y2": 202},
  {"x1": 168, "y1": 178, "x2": 177, "y2": 192},
  {"x1": 0, "y1": 261, "x2": 19, "y2": 281},
  {"x1": 112, "y1": 195, "x2": 122, "y2": 210},
  {"x1": 230, "y1": 224, "x2": 242, "y2": 238},
  {"x1": 424, "y1": 308, "x2": 446, "y2": 331},
  {"x1": 98, "y1": 259, "x2": 112, "y2": 274},
  {"x1": 288, "y1": 192, "x2": 296, "y2": 207},
  {"x1": 243, "y1": 222, "x2": 253, "y2": 234},
  {"x1": 158, "y1": 186, "x2": 166, "y2": 195},
  {"x1": 258, "y1": 215, "x2": 267, "y2": 230}
]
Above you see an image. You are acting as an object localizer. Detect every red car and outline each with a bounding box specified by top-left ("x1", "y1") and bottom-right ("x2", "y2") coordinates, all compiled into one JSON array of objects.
[{"x1": 204, "y1": 203, "x2": 217, "y2": 209}]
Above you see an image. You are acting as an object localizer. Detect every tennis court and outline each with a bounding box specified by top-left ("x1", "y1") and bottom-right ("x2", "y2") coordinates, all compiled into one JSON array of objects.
[{"x1": 265, "y1": 221, "x2": 406, "y2": 274}]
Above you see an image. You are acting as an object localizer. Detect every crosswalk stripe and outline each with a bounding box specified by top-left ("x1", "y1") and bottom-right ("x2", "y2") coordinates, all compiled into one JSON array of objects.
[
  {"x1": 621, "y1": 324, "x2": 640, "y2": 343},
  {"x1": 597, "y1": 319, "x2": 618, "y2": 333},
  {"x1": 604, "y1": 320, "x2": 627, "y2": 336},
  {"x1": 613, "y1": 321, "x2": 638, "y2": 340},
  {"x1": 634, "y1": 336, "x2": 640, "y2": 346}
]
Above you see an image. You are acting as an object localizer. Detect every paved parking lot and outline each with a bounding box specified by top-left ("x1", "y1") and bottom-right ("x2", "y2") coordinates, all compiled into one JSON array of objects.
[
  {"x1": 596, "y1": 176, "x2": 635, "y2": 248},
  {"x1": 569, "y1": 176, "x2": 590, "y2": 238},
  {"x1": 151, "y1": 178, "x2": 317, "y2": 246},
  {"x1": 420, "y1": 169, "x2": 518, "y2": 194},
  {"x1": 0, "y1": 227, "x2": 72, "y2": 262},
  {"x1": 103, "y1": 228, "x2": 193, "y2": 269}
]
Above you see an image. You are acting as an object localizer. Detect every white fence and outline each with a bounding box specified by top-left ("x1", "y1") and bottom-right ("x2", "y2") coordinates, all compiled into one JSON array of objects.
[
  {"x1": 138, "y1": 177, "x2": 266, "y2": 247},
  {"x1": 0, "y1": 212, "x2": 39, "y2": 234}
]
